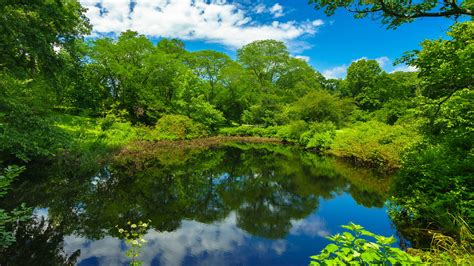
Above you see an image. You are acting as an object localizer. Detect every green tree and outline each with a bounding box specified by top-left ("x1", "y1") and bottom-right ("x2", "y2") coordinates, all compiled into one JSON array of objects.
[
  {"x1": 215, "y1": 62, "x2": 257, "y2": 123},
  {"x1": 237, "y1": 40, "x2": 290, "y2": 86},
  {"x1": 187, "y1": 50, "x2": 231, "y2": 103},
  {"x1": 277, "y1": 57, "x2": 326, "y2": 101},
  {"x1": 288, "y1": 90, "x2": 355, "y2": 126},
  {"x1": 391, "y1": 22, "x2": 474, "y2": 241},
  {"x1": 345, "y1": 59, "x2": 382, "y2": 99},
  {"x1": 0, "y1": 0, "x2": 90, "y2": 75},
  {"x1": 157, "y1": 38, "x2": 186, "y2": 56}
]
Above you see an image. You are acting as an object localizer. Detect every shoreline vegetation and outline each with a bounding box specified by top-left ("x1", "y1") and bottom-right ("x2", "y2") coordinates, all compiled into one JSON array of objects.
[{"x1": 51, "y1": 112, "x2": 412, "y2": 173}]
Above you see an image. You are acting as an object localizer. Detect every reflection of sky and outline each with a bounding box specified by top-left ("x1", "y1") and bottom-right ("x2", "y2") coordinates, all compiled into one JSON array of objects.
[{"x1": 60, "y1": 193, "x2": 396, "y2": 266}]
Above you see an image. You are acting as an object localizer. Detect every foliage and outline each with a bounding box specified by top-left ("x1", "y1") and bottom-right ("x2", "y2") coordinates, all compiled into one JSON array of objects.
[
  {"x1": 0, "y1": 165, "x2": 31, "y2": 249},
  {"x1": 219, "y1": 125, "x2": 279, "y2": 138},
  {"x1": 329, "y1": 121, "x2": 421, "y2": 169},
  {"x1": 390, "y1": 22, "x2": 474, "y2": 240},
  {"x1": 0, "y1": 0, "x2": 90, "y2": 75},
  {"x1": 0, "y1": 0, "x2": 89, "y2": 162},
  {"x1": 186, "y1": 50, "x2": 231, "y2": 103},
  {"x1": 176, "y1": 96, "x2": 226, "y2": 131},
  {"x1": 310, "y1": 223, "x2": 422, "y2": 265},
  {"x1": 0, "y1": 216, "x2": 80, "y2": 265},
  {"x1": 288, "y1": 90, "x2": 355, "y2": 126},
  {"x1": 276, "y1": 120, "x2": 309, "y2": 142},
  {"x1": 400, "y1": 21, "x2": 473, "y2": 100},
  {"x1": 154, "y1": 115, "x2": 208, "y2": 140},
  {"x1": 300, "y1": 122, "x2": 337, "y2": 151},
  {"x1": 308, "y1": 0, "x2": 474, "y2": 29},
  {"x1": 237, "y1": 40, "x2": 289, "y2": 85},
  {"x1": 0, "y1": 72, "x2": 71, "y2": 162},
  {"x1": 414, "y1": 217, "x2": 474, "y2": 264},
  {"x1": 116, "y1": 220, "x2": 150, "y2": 266}
]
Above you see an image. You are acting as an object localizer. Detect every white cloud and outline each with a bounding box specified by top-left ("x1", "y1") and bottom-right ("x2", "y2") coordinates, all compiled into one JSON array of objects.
[
  {"x1": 80, "y1": 0, "x2": 324, "y2": 49},
  {"x1": 254, "y1": 3, "x2": 266, "y2": 14},
  {"x1": 64, "y1": 212, "x2": 295, "y2": 266},
  {"x1": 322, "y1": 65, "x2": 348, "y2": 79},
  {"x1": 294, "y1": 55, "x2": 310, "y2": 62},
  {"x1": 269, "y1": 3, "x2": 284, "y2": 18},
  {"x1": 322, "y1": 56, "x2": 400, "y2": 79},
  {"x1": 354, "y1": 56, "x2": 390, "y2": 67},
  {"x1": 391, "y1": 64, "x2": 418, "y2": 73}
]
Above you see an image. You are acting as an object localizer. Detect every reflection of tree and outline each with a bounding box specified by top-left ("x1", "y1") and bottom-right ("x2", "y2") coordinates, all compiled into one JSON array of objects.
[
  {"x1": 0, "y1": 217, "x2": 80, "y2": 265},
  {"x1": 1, "y1": 143, "x2": 389, "y2": 243},
  {"x1": 217, "y1": 148, "x2": 323, "y2": 239}
]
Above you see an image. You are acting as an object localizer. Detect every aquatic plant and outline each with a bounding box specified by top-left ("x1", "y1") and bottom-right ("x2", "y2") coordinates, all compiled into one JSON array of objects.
[
  {"x1": 116, "y1": 220, "x2": 151, "y2": 266},
  {"x1": 310, "y1": 223, "x2": 422, "y2": 265}
]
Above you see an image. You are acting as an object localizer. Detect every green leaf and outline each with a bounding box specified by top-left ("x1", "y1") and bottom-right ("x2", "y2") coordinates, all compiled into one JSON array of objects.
[
  {"x1": 342, "y1": 232, "x2": 355, "y2": 241},
  {"x1": 324, "y1": 243, "x2": 339, "y2": 253}
]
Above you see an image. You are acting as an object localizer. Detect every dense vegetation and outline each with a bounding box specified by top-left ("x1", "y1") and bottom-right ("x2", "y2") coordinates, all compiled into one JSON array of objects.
[{"x1": 0, "y1": 0, "x2": 472, "y2": 263}]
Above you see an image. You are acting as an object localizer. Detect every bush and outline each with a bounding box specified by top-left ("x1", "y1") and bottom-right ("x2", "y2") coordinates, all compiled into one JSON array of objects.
[
  {"x1": 178, "y1": 96, "x2": 226, "y2": 131},
  {"x1": 310, "y1": 223, "x2": 422, "y2": 265},
  {"x1": 155, "y1": 114, "x2": 208, "y2": 140},
  {"x1": 329, "y1": 121, "x2": 420, "y2": 169},
  {"x1": 300, "y1": 122, "x2": 336, "y2": 151},
  {"x1": 288, "y1": 90, "x2": 355, "y2": 127},
  {"x1": 219, "y1": 125, "x2": 278, "y2": 137},
  {"x1": 276, "y1": 120, "x2": 308, "y2": 142}
]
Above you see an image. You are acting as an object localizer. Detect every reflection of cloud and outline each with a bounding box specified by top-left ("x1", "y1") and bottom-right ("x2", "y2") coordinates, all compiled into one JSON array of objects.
[
  {"x1": 63, "y1": 212, "x2": 329, "y2": 265},
  {"x1": 142, "y1": 212, "x2": 248, "y2": 266},
  {"x1": 290, "y1": 215, "x2": 330, "y2": 238},
  {"x1": 64, "y1": 212, "x2": 270, "y2": 266},
  {"x1": 64, "y1": 235, "x2": 128, "y2": 265},
  {"x1": 271, "y1": 240, "x2": 287, "y2": 255}
]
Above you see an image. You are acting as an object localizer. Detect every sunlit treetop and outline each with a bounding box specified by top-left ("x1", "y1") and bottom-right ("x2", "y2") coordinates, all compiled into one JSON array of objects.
[{"x1": 309, "y1": 0, "x2": 474, "y2": 28}]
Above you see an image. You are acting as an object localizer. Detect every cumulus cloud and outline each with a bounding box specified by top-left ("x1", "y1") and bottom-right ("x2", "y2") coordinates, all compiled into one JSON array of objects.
[
  {"x1": 354, "y1": 56, "x2": 390, "y2": 67},
  {"x1": 322, "y1": 56, "x2": 404, "y2": 79},
  {"x1": 80, "y1": 0, "x2": 324, "y2": 49},
  {"x1": 322, "y1": 65, "x2": 349, "y2": 79},
  {"x1": 254, "y1": 3, "x2": 266, "y2": 14},
  {"x1": 269, "y1": 3, "x2": 284, "y2": 18},
  {"x1": 253, "y1": 3, "x2": 284, "y2": 18},
  {"x1": 294, "y1": 55, "x2": 310, "y2": 62},
  {"x1": 391, "y1": 64, "x2": 418, "y2": 73}
]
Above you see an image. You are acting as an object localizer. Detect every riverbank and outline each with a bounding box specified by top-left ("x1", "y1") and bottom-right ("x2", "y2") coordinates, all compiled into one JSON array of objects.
[{"x1": 53, "y1": 113, "x2": 418, "y2": 173}]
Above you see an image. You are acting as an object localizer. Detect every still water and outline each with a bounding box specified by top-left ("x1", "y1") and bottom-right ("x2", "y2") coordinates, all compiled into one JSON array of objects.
[{"x1": 1, "y1": 142, "x2": 395, "y2": 265}]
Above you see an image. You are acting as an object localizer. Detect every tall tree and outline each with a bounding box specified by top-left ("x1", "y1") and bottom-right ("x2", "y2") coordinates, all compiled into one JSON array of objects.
[
  {"x1": 187, "y1": 50, "x2": 231, "y2": 103},
  {"x1": 0, "y1": 0, "x2": 91, "y2": 75},
  {"x1": 237, "y1": 40, "x2": 290, "y2": 86}
]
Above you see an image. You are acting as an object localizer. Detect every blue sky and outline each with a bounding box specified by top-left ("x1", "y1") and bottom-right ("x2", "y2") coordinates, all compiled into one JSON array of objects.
[{"x1": 80, "y1": 0, "x2": 459, "y2": 78}]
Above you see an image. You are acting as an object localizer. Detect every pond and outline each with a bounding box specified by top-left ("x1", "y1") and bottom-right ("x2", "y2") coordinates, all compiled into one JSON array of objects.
[{"x1": 0, "y1": 142, "x2": 396, "y2": 265}]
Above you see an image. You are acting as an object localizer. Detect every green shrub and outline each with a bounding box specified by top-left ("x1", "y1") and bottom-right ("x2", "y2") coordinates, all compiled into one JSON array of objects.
[
  {"x1": 300, "y1": 122, "x2": 336, "y2": 151},
  {"x1": 310, "y1": 223, "x2": 422, "y2": 265},
  {"x1": 219, "y1": 125, "x2": 278, "y2": 137},
  {"x1": 329, "y1": 121, "x2": 420, "y2": 169},
  {"x1": 288, "y1": 90, "x2": 355, "y2": 126},
  {"x1": 155, "y1": 114, "x2": 208, "y2": 140},
  {"x1": 276, "y1": 120, "x2": 308, "y2": 142},
  {"x1": 179, "y1": 96, "x2": 226, "y2": 131}
]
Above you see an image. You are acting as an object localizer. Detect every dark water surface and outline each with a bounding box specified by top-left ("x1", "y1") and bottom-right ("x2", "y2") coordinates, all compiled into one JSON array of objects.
[{"x1": 1, "y1": 143, "x2": 395, "y2": 265}]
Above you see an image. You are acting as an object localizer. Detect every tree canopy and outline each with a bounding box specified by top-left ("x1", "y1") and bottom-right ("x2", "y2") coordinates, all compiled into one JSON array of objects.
[{"x1": 309, "y1": 0, "x2": 474, "y2": 28}]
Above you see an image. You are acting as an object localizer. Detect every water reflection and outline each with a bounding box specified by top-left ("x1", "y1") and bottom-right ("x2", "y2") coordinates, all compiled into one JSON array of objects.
[{"x1": 0, "y1": 143, "x2": 393, "y2": 265}]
